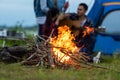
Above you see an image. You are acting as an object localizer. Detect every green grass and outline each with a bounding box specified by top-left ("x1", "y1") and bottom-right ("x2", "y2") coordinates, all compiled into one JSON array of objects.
[
  {"x1": 0, "y1": 55, "x2": 120, "y2": 80},
  {"x1": 0, "y1": 39, "x2": 26, "y2": 47}
]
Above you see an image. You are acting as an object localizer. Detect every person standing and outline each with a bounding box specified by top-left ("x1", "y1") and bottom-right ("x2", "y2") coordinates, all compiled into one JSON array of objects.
[{"x1": 34, "y1": 0, "x2": 65, "y2": 36}]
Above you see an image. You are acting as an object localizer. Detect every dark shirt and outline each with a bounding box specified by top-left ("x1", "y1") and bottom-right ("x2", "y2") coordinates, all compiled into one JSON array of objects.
[
  {"x1": 42, "y1": 22, "x2": 58, "y2": 39},
  {"x1": 69, "y1": 13, "x2": 95, "y2": 55}
]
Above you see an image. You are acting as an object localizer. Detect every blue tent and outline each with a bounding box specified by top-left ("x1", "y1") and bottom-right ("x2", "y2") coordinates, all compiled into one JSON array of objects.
[{"x1": 87, "y1": 0, "x2": 120, "y2": 55}]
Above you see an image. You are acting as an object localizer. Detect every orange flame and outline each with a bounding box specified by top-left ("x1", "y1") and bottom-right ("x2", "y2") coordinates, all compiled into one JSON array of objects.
[
  {"x1": 82, "y1": 26, "x2": 94, "y2": 37},
  {"x1": 50, "y1": 25, "x2": 79, "y2": 62}
]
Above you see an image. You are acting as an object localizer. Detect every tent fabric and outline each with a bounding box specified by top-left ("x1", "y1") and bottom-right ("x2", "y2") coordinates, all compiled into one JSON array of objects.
[
  {"x1": 88, "y1": 0, "x2": 120, "y2": 54},
  {"x1": 88, "y1": 0, "x2": 120, "y2": 27},
  {"x1": 103, "y1": 5, "x2": 120, "y2": 17}
]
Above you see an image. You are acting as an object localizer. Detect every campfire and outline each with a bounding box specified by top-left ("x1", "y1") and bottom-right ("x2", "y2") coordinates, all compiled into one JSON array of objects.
[
  {"x1": 18, "y1": 25, "x2": 92, "y2": 68},
  {"x1": 50, "y1": 25, "x2": 79, "y2": 63},
  {"x1": 0, "y1": 25, "x2": 98, "y2": 69},
  {"x1": 15, "y1": 25, "x2": 97, "y2": 69}
]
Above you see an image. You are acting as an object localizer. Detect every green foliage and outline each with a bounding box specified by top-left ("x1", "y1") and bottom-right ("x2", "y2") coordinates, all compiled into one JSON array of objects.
[
  {"x1": 0, "y1": 39, "x2": 26, "y2": 47},
  {"x1": 113, "y1": 52, "x2": 120, "y2": 59}
]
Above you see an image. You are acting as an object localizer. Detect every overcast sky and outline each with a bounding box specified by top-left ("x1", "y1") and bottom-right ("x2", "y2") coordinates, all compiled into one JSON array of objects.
[
  {"x1": 0, "y1": 0, "x2": 36, "y2": 26},
  {"x1": 0, "y1": 0, "x2": 94, "y2": 27}
]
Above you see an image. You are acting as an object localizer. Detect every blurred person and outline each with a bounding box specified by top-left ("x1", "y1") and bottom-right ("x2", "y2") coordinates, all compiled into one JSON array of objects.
[
  {"x1": 60, "y1": 3, "x2": 96, "y2": 62},
  {"x1": 34, "y1": 0, "x2": 65, "y2": 36},
  {"x1": 73, "y1": 3, "x2": 94, "y2": 55},
  {"x1": 42, "y1": 7, "x2": 61, "y2": 38}
]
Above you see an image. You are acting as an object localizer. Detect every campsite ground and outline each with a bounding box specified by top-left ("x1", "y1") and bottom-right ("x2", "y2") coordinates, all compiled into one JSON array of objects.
[
  {"x1": 0, "y1": 55, "x2": 120, "y2": 80},
  {"x1": 0, "y1": 26, "x2": 120, "y2": 80}
]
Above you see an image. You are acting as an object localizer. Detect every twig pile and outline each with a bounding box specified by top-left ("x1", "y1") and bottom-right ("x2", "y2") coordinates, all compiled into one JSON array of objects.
[
  {"x1": 20, "y1": 35, "x2": 91, "y2": 69},
  {"x1": 0, "y1": 36, "x2": 110, "y2": 70}
]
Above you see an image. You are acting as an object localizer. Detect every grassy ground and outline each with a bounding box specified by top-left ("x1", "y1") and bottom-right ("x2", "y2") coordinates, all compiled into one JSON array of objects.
[
  {"x1": 0, "y1": 55, "x2": 120, "y2": 80},
  {"x1": 0, "y1": 27, "x2": 120, "y2": 80},
  {"x1": 0, "y1": 39, "x2": 26, "y2": 47}
]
